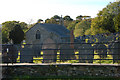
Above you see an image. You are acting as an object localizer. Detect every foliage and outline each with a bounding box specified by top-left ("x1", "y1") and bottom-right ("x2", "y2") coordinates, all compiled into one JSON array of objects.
[
  {"x1": 76, "y1": 15, "x2": 83, "y2": 20},
  {"x1": 51, "y1": 15, "x2": 60, "y2": 20},
  {"x1": 63, "y1": 15, "x2": 73, "y2": 21},
  {"x1": 74, "y1": 19, "x2": 92, "y2": 37},
  {"x1": 113, "y1": 13, "x2": 120, "y2": 32},
  {"x1": 37, "y1": 19, "x2": 43, "y2": 23},
  {"x1": 9, "y1": 24, "x2": 24, "y2": 44},
  {"x1": 2, "y1": 21, "x2": 27, "y2": 44},
  {"x1": 91, "y1": 17, "x2": 110, "y2": 35},
  {"x1": 67, "y1": 21, "x2": 78, "y2": 31},
  {"x1": 76, "y1": 15, "x2": 91, "y2": 20},
  {"x1": 45, "y1": 15, "x2": 60, "y2": 24},
  {"x1": 85, "y1": 28, "x2": 91, "y2": 35},
  {"x1": 91, "y1": 1, "x2": 120, "y2": 35}
]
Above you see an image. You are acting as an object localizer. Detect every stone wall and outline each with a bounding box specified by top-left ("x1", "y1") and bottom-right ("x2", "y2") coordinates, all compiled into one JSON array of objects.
[{"x1": 2, "y1": 64, "x2": 120, "y2": 79}]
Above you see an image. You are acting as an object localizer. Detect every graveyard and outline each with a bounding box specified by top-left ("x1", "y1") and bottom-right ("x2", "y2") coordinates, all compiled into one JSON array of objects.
[
  {"x1": 1, "y1": 23, "x2": 120, "y2": 79},
  {"x1": 1, "y1": 0, "x2": 120, "y2": 79},
  {"x1": 2, "y1": 23, "x2": 120, "y2": 64}
]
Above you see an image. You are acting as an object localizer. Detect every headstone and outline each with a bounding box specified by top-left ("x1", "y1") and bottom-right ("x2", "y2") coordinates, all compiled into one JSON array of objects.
[
  {"x1": 60, "y1": 44, "x2": 75, "y2": 62},
  {"x1": 78, "y1": 44, "x2": 94, "y2": 63},
  {"x1": 93, "y1": 44, "x2": 107, "y2": 59},
  {"x1": 89, "y1": 35, "x2": 94, "y2": 43},
  {"x1": 81, "y1": 35, "x2": 86, "y2": 43},
  {"x1": 111, "y1": 42, "x2": 120, "y2": 63},
  {"x1": 33, "y1": 45, "x2": 41, "y2": 57},
  {"x1": 107, "y1": 43, "x2": 113, "y2": 55},
  {"x1": 2, "y1": 45, "x2": 18, "y2": 63},
  {"x1": 20, "y1": 45, "x2": 33, "y2": 63},
  {"x1": 86, "y1": 44, "x2": 94, "y2": 63},
  {"x1": 42, "y1": 38, "x2": 57, "y2": 63},
  {"x1": 107, "y1": 33, "x2": 114, "y2": 42}
]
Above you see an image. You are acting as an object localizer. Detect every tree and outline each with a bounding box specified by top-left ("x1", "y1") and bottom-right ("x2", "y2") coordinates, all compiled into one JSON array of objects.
[
  {"x1": 51, "y1": 15, "x2": 60, "y2": 21},
  {"x1": 63, "y1": 15, "x2": 73, "y2": 21},
  {"x1": 45, "y1": 15, "x2": 60, "y2": 24},
  {"x1": 2, "y1": 21, "x2": 28, "y2": 44},
  {"x1": 9, "y1": 24, "x2": 24, "y2": 44},
  {"x1": 37, "y1": 19, "x2": 43, "y2": 23},
  {"x1": 76, "y1": 15, "x2": 91, "y2": 20},
  {"x1": 91, "y1": 17, "x2": 110, "y2": 35},
  {"x1": 63, "y1": 15, "x2": 73, "y2": 27},
  {"x1": 67, "y1": 21, "x2": 78, "y2": 31},
  {"x1": 19, "y1": 22, "x2": 28, "y2": 32},
  {"x1": 76, "y1": 15, "x2": 83, "y2": 20},
  {"x1": 45, "y1": 18, "x2": 58, "y2": 24},
  {"x1": 85, "y1": 28, "x2": 91, "y2": 35},
  {"x1": 74, "y1": 19, "x2": 91, "y2": 37},
  {"x1": 113, "y1": 13, "x2": 120, "y2": 32},
  {"x1": 91, "y1": 1, "x2": 120, "y2": 35}
]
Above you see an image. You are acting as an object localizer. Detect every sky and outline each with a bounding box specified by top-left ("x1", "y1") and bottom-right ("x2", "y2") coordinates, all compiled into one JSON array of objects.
[{"x1": 0, "y1": 0, "x2": 115, "y2": 24}]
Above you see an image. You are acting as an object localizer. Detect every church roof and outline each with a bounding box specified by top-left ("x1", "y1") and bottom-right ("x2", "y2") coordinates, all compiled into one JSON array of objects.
[{"x1": 27, "y1": 23, "x2": 70, "y2": 38}]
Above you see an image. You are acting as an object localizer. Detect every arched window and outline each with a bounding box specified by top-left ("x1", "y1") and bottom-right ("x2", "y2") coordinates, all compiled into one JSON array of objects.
[{"x1": 36, "y1": 30, "x2": 41, "y2": 39}]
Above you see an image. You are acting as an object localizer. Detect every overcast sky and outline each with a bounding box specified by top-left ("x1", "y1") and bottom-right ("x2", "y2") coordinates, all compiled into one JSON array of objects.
[{"x1": 0, "y1": 0, "x2": 115, "y2": 24}]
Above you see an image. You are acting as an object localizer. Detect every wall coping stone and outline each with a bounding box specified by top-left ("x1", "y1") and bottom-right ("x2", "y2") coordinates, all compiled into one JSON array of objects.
[{"x1": 1, "y1": 63, "x2": 120, "y2": 66}]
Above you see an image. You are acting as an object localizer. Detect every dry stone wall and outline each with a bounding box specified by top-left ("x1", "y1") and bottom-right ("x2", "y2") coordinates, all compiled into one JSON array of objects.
[{"x1": 2, "y1": 64, "x2": 120, "y2": 79}]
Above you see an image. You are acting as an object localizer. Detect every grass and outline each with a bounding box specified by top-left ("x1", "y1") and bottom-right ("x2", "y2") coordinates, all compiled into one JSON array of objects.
[
  {"x1": 3, "y1": 75, "x2": 120, "y2": 80},
  {"x1": 14, "y1": 41, "x2": 119, "y2": 64},
  {"x1": 31, "y1": 51, "x2": 115, "y2": 64},
  {"x1": 93, "y1": 52, "x2": 113, "y2": 64},
  {"x1": 16, "y1": 45, "x2": 118, "y2": 64}
]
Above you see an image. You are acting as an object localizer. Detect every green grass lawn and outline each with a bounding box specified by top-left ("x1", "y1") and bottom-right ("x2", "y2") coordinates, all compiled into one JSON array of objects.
[{"x1": 4, "y1": 75, "x2": 120, "y2": 80}]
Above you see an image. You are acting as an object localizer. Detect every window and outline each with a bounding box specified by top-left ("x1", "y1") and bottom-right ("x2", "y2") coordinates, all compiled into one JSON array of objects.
[{"x1": 36, "y1": 30, "x2": 41, "y2": 39}]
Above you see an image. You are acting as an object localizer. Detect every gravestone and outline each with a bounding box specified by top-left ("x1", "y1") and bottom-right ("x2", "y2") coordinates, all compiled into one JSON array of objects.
[
  {"x1": 60, "y1": 44, "x2": 75, "y2": 62},
  {"x1": 20, "y1": 45, "x2": 33, "y2": 63},
  {"x1": 86, "y1": 35, "x2": 91, "y2": 43},
  {"x1": 81, "y1": 35, "x2": 86, "y2": 43},
  {"x1": 42, "y1": 38, "x2": 57, "y2": 63},
  {"x1": 78, "y1": 44, "x2": 94, "y2": 63},
  {"x1": 33, "y1": 45, "x2": 42, "y2": 57},
  {"x1": 93, "y1": 44, "x2": 107, "y2": 59},
  {"x1": 107, "y1": 43, "x2": 113, "y2": 55},
  {"x1": 89, "y1": 35, "x2": 94, "y2": 43},
  {"x1": 111, "y1": 41, "x2": 120, "y2": 63},
  {"x1": 107, "y1": 33, "x2": 114, "y2": 42},
  {"x1": 100, "y1": 34, "x2": 106, "y2": 42},
  {"x1": 2, "y1": 45, "x2": 18, "y2": 63}
]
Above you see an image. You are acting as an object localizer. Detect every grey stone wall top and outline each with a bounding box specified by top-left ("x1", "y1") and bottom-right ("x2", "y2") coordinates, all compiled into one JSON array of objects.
[{"x1": 1, "y1": 63, "x2": 120, "y2": 66}]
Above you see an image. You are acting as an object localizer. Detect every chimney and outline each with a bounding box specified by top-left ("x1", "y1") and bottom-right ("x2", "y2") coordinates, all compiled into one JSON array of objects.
[
  {"x1": 59, "y1": 15, "x2": 64, "y2": 26},
  {"x1": 70, "y1": 30, "x2": 74, "y2": 49}
]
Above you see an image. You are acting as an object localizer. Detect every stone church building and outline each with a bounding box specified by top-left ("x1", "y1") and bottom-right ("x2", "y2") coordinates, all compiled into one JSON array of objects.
[
  {"x1": 26, "y1": 23, "x2": 70, "y2": 44},
  {"x1": 25, "y1": 23, "x2": 74, "y2": 63}
]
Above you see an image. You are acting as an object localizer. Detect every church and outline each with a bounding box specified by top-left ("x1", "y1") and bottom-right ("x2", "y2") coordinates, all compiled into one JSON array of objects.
[
  {"x1": 25, "y1": 22, "x2": 75, "y2": 63},
  {"x1": 25, "y1": 23, "x2": 71, "y2": 45}
]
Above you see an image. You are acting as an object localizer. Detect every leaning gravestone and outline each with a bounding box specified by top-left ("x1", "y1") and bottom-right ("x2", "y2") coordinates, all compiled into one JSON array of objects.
[
  {"x1": 60, "y1": 44, "x2": 75, "y2": 62},
  {"x1": 20, "y1": 45, "x2": 33, "y2": 63}
]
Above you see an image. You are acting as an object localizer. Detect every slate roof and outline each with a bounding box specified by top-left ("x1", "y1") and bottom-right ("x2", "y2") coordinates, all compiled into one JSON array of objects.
[{"x1": 27, "y1": 23, "x2": 70, "y2": 38}]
